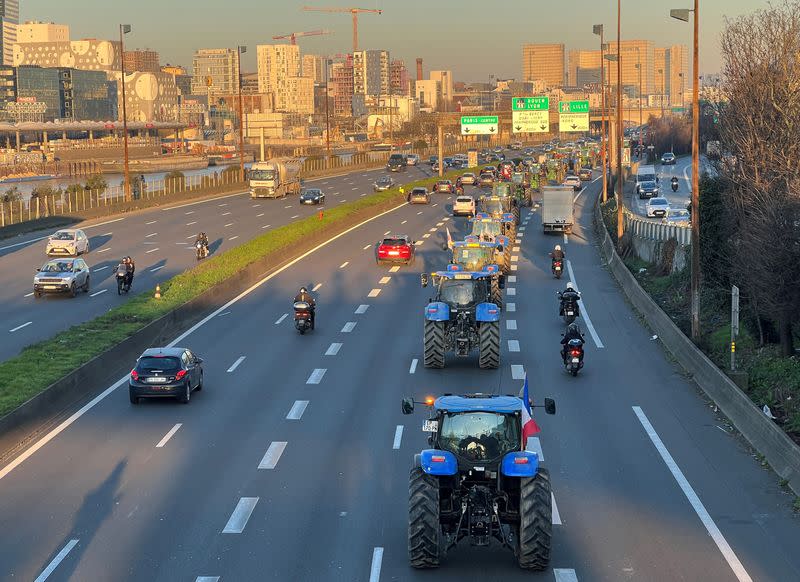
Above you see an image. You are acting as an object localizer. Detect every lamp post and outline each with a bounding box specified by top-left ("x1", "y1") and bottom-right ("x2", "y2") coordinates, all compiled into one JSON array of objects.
[
  {"x1": 679, "y1": 72, "x2": 685, "y2": 109},
  {"x1": 325, "y1": 58, "x2": 332, "y2": 163},
  {"x1": 616, "y1": 0, "x2": 623, "y2": 242},
  {"x1": 236, "y1": 46, "x2": 246, "y2": 182},
  {"x1": 658, "y1": 68, "x2": 665, "y2": 117},
  {"x1": 593, "y1": 24, "x2": 608, "y2": 203},
  {"x1": 636, "y1": 47, "x2": 643, "y2": 131},
  {"x1": 119, "y1": 24, "x2": 132, "y2": 201},
  {"x1": 672, "y1": 1, "x2": 700, "y2": 340}
]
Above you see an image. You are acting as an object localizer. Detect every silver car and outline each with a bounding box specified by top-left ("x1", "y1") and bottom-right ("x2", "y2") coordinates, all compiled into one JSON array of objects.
[
  {"x1": 33, "y1": 258, "x2": 91, "y2": 298},
  {"x1": 45, "y1": 228, "x2": 89, "y2": 256}
]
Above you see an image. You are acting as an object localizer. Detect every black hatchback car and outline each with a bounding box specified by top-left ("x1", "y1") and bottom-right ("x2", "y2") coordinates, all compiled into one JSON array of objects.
[{"x1": 129, "y1": 347, "x2": 204, "y2": 404}]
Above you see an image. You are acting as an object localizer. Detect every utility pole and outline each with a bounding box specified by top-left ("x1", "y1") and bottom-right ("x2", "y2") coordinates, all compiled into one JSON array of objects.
[
  {"x1": 616, "y1": 0, "x2": 624, "y2": 241},
  {"x1": 236, "y1": 46, "x2": 246, "y2": 182},
  {"x1": 325, "y1": 58, "x2": 332, "y2": 163},
  {"x1": 593, "y1": 24, "x2": 608, "y2": 203},
  {"x1": 119, "y1": 24, "x2": 132, "y2": 201}
]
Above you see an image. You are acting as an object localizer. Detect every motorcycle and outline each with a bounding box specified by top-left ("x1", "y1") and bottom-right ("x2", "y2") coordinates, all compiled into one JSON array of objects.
[
  {"x1": 558, "y1": 292, "x2": 580, "y2": 324},
  {"x1": 564, "y1": 338, "x2": 585, "y2": 376},
  {"x1": 294, "y1": 301, "x2": 314, "y2": 334},
  {"x1": 116, "y1": 264, "x2": 131, "y2": 294},
  {"x1": 196, "y1": 240, "x2": 209, "y2": 260},
  {"x1": 552, "y1": 259, "x2": 563, "y2": 279},
  {"x1": 671, "y1": 179, "x2": 679, "y2": 192}
]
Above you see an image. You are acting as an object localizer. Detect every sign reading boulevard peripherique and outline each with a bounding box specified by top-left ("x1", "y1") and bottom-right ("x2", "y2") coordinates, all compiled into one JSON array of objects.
[
  {"x1": 512, "y1": 96, "x2": 549, "y2": 133},
  {"x1": 558, "y1": 100, "x2": 590, "y2": 132},
  {"x1": 460, "y1": 115, "x2": 499, "y2": 135}
]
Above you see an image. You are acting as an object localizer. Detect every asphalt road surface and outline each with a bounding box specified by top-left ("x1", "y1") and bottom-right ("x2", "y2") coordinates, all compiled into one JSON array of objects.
[
  {"x1": 1, "y1": 171, "x2": 799, "y2": 581},
  {"x1": 0, "y1": 162, "x2": 439, "y2": 364}
]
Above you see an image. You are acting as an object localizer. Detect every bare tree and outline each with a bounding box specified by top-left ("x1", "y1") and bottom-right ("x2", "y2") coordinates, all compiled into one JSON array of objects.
[{"x1": 719, "y1": 0, "x2": 800, "y2": 355}]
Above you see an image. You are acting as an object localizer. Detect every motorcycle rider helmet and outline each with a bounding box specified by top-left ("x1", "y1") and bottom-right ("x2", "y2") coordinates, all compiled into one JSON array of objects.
[
  {"x1": 555, "y1": 244, "x2": 562, "y2": 251},
  {"x1": 567, "y1": 322, "x2": 581, "y2": 335},
  {"x1": 299, "y1": 287, "x2": 307, "y2": 294},
  {"x1": 565, "y1": 282, "x2": 574, "y2": 291}
]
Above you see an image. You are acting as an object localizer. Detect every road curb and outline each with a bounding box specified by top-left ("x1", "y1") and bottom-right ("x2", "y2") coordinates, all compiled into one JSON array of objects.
[{"x1": 593, "y1": 195, "x2": 800, "y2": 495}]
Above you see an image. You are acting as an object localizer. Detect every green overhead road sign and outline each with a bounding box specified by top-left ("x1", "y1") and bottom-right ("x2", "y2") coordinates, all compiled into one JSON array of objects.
[
  {"x1": 461, "y1": 115, "x2": 498, "y2": 135},
  {"x1": 558, "y1": 100, "x2": 589, "y2": 132},
  {"x1": 512, "y1": 96, "x2": 549, "y2": 111}
]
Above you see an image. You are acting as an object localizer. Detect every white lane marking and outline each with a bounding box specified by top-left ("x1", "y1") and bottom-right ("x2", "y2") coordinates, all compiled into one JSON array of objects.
[
  {"x1": 552, "y1": 492, "x2": 562, "y2": 525},
  {"x1": 368, "y1": 288, "x2": 381, "y2": 297},
  {"x1": 511, "y1": 264, "x2": 518, "y2": 271},
  {"x1": 145, "y1": 220, "x2": 157, "y2": 225},
  {"x1": 389, "y1": 266, "x2": 400, "y2": 273},
  {"x1": 156, "y1": 423, "x2": 182, "y2": 448},
  {"x1": 508, "y1": 340, "x2": 520, "y2": 352},
  {"x1": 563, "y1": 233, "x2": 569, "y2": 245},
  {"x1": 97, "y1": 248, "x2": 111, "y2": 253},
  {"x1": 633, "y1": 406, "x2": 754, "y2": 582},
  {"x1": 573, "y1": 189, "x2": 585, "y2": 204},
  {"x1": 513, "y1": 246, "x2": 520, "y2": 251},
  {"x1": 261, "y1": 224, "x2": 271, "y2": 229},
  {"x1": 379, "y1": 276, "x2": 391, "y2": 284},
  {"x1": 312, "y1": 283, "x2": 323, "y2": 291},
  {"x1": 93, "y1": 265, "x2": 109, "y2": 272},
  {"x1": 428, "y1": 227, "x2": 437, "y2": 232},
  {"x1": 393, "y1": 425, "x2": 404, "y2": 449},
  {"x1": 416, "y1": 240, "x2": 424, "y2": 246},
  {"x1": 340, "y1": 261, "x2": 349, "y2": 269},
  {"x1": 351, "y1": 187, "x2": 359, "y2": 191},
  {"x1": 507, "y1": 320, "x2": 517, "y2": 330},
  {"x1": 554, "y1": 568, "x2": 578, "y2": 582},
  {"x1": 363, "y1": 244, "x2": 372, "y2": 250},
  {"x1": 432, "y1": 203, "x2": 438, "y2": 207},
  {"x1": 143, "y1": 242, "x2": 157, "y2": 245},
  {"x1": 565, "y1": 260, "x2": 605, "y2": 349},
  {"x1": 221, "y1": 211, "x2": 231, "y2": 216},
  {"x1": 511, "y1": 364, "x2": 525, "y2": 380},
  {"x1": 185, "y1": 211, "x2": 194, "y2": 215},
  {"x1": 436, "y1": 221, "x2": 444, "y2": 226},
  {"x1": 33, "y1": 539, "x2": 79, "y2": 582},
  {"x1": 257, "y1": 213, "x2": 265, "y2": 217},
  {"x1": 258, "y1": 441, "x2": 288, "y2": 470},
  {"x1": 506, "y1": 302, "x2": 516, "y2": 312},
  {"x1": 146, "y1": 247, "x2": 159, "y2": 254},
  {"x1": 224, "y1": 223, "x2": 234, "y2": 227},
  {"x1": 442, "y1": 217, "x2": 450, "y2": 221},
  {"x1": 90, "y1": 289, "x2": 107, "y2": 297},
  {"x1": 325, "y1": 342, "x2": 342, "y2": 356},
  {"x1": 307, "y1": 368, "x2": 327, "y2": 384},
  {"x1": 384, "y1": 230, "x2": 391, "y2": 235},
  {"x1": 146, "y1": 232, "x2": 158, "y2": 238},
  {"x1": 0, "y1": 199, "x2": 413, "y2": 482},
  {"x1": 517, "y1": 233, "x2": 524, "y2": 239},
  {"x1": 219, "y1": 203, "x2": 228, "y2": 207},
  {"x1": 218, "y1": 311, "x2": 231, "y2": 317},
  {"x1": 24, "y1": 292, "x2": 34, "y2": 298},
  {"x1": 226, "y1": 356, "x2": 246, "y2": 373},
  {"x1": 518, "y1": 227, "x2": 526, "y2": 232},
  {"x1": 510, "y1": 255, "x2": 519, "y2": 262},
  {"x1": 355, "y1": 305, "x2": 369, "y2": 314},
  {"x1": 252, "y1": 203, "x2": 261, "y2": 207},
  {"x1": 342, "y1": 322, "x2": 356, "y2": 333},
  {"x1": 507, "y1": 287, "x2": 517, "y2": 296},
  {"x1": 195, "y1": 577, "x2": 220, "y2": 582},
  {"x1": 222, "y1": 497, "x2": 259, "y2": 533},
  {"x1": 229, "y1": 236, "x2": 239, "y2": 241},
  {"x1": 507, "y1": 275, "x2": 517, "y2": 283},
  {"x1": 526, "y1": 436, "x2": 545, "y2": 461},
  {"x1": 401, "y1": 220, "x2": 407, "y2": 224},
  {"x1": 285, "y1": 205, "x2": 293, "y2": 209},
  {"x1": 275, "y1": 314, "x2": 288, "y2": 325},
  {"x1": 150, "y1": 265, "x2": 165, "y2": 272},
  {"x1": 287, "y1": 400, "x2": 309, "y2": 420},
  {"x1": 187, "y1": 234, "x2": 197, "y2": 239},
  {"x1": 369, "y1": 547, "x2": 384, "y2": 582},
  {"x1": 291, "y1": 215, "x2": 300, "y2": 219},
  {"x1": 422, "y1": 233, "x2": 430, "y2": 238},
  {"x1": 417, "y1": 211, "x2": 423, "y2": 215},
  {"x1": 409, "y1": 359, "x2": 418, "y2": 374}
]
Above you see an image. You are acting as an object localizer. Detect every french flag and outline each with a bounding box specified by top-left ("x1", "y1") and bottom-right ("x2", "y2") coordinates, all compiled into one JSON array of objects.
[{"x1": 521, "y1": 374, "x2": 541, "y2": 441}]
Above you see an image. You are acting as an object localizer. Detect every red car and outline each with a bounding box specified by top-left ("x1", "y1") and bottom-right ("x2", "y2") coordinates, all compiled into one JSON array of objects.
[
  {"x1": 433, "y1": 180, "x2": 454, "y2": 194},
  {"x1": 376, "y1": 235, "x2": 416, "y2": 266}
]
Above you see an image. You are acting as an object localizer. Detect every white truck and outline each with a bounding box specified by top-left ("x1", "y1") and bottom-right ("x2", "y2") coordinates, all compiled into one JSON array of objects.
[
  {"x1": 541, "y1": 185, "x2": 574, "y2": 234},
  {"x1": 249, "y1": 158, "x2": 303, "y2": 199}
]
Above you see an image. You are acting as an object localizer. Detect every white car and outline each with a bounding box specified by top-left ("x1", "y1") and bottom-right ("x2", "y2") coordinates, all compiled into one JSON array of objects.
[
  {"x1": 45, "y1": 228, "x2": 89, "y2": 256},
  {"x1": 562, "y1": 175, "x2": 582, "y2": 191},
  {"x1": 460, "y1": 173, "x2": 477, "y2": 185},
  {"x1": 452, "y1": 195, "x2": 476, "y2": 217},
  {"x1": 406, "y1": 154, "x2": 419, "y2": 166},
  {"x1": 646, "y1": 197, "x2": 671, "y2": 218}
]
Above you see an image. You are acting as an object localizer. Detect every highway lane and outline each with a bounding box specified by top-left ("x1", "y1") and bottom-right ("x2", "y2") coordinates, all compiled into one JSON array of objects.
[
  {"x1": 0, "y1": 162, "x2": 437, "y2": 364},
  {"x1": 3, "y1": 173, "x2": 800, "y2": 581}
]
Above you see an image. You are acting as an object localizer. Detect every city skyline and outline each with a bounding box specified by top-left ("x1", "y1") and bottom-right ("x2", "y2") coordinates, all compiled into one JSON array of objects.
[{"x1": 22, "y1": 0, "x2": 772, "y2": 80}]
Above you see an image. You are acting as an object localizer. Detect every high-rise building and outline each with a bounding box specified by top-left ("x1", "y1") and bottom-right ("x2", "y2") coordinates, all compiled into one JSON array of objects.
[
  {"x1": 275, "y1": 76, "x2": 314, "y2": 114},
  {"x1": 353, "y1": 50, "x2": 388, "y2": 97},
  {"x1": 14, "y1": 39, "x2": 122, "y2": 71},
  {"x1": 0, "y1": 0, "x2": 18, "y2": 66},
  {"x1": 654, "y1": 47, "x2": 667, "y2": 103},
  {"x1": 16, "y1": 21, "x2": 69, "y2": 43},
  {"x1": 0, "y1": 64, "x2": 15, "y2": 112},
  {"x1": 522, "y1": 44, "x2": 564, "y2": 88},
  {"x1": 302, "y1": 54, "x2": 326, "y2": 83},
  {"x1": 16, "y1": 65, "x2": 115, "y2": 121},
  {"x1": 415, "y1": 79, "x2": 440, "y2": 111},
  {"x1": 567, "y1": 49, "x2": 602, "y2": 86},
  {"x1": 241, "y1": 72, "x2": 259, "y2": 94},
  {"x1": 602, "y1": 40, "x2": 655, "y2": 97},
  {"x1": 666, "y1": 44, "x2": 689, "y2": 106},
  {"x1": 162, "y1": 65, "x2": 192, "y2": 97},
  {"x1": 256, "y1": 44, "x2": 313, "y2": 113},
  {"x1": 389, "y1": 59, "x2": 409, "y2": 95},
  {"x1": 331, "y1": 56, "x2": 354, "y2": 116},
  {"x1": 124, "y1": 49, "x2": 160, "y2": 73},
  {"x1": 191, "y1": 48, "x2": 240, "y2": 97},
  {"x1": 429, "y1": 70, "x2": 453, "y2": 109}
]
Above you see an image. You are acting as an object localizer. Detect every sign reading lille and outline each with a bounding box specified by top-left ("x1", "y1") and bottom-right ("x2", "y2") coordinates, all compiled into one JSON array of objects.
[
  {"x1": 558, "y1": 100, "x2": 589, "y2": 132},
  {"x1": 460, "y1": 115, "x2": 498, "y2": 135}
]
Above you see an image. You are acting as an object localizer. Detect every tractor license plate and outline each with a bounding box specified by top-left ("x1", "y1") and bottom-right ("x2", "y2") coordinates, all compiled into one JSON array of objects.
[
  {"x1": 422, "y1": 420, "x2": 438, "y2": 432},
  {"x1": 455, "y1": 273, "x2": 472, "y2": 279},
  {"x1": 571, "y1": 358, "x2": 580, "y2": 363},
  {"x1": 567, "y1": 311, "x2": 574, "y2": 316}
]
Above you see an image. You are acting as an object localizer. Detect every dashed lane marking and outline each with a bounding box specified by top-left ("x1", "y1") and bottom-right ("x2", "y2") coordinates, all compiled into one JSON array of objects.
[
  {"x1": 393, "y1": 425, "x2": 404, "y2": 449},
  {"x1": 340, "y1": 261, "x2": 349, "y2": 269},
  {"x1": 355, "y1": 305, "x2": 369, "y2": 314},
  {"x1": 226, "y1": 356, "x2": 246, "y2": 373},
  {"x1": 552, "y1": 492, "x2": 562, "y2": 525},
  {"x1": 342, "y1": 322, "x2": 356, "y2": 333},
  {"x1": 156, "y1": 424, "x2": 182, "y2": 448},
  {"x1": 507, "y1": 320, "x2": 517, "y2": 330},
  {"x1": 508, "y1": 340, "x2": 520, "y2": 352},
  {"x1": 287, "y1": 401, "x2": 309, "y2": 420},
  {"x1": 379, "y1": 276, "x2": 391, "y2": 284},
  {"x1": 146, "y1": 247, "x2": 159, "y2": 254},
  {"x1": 274, "y1": 313, "x2": 288, "y2": 325},
  {"x1": 312, "y1": 283, "x2": 322, "y2": 291},
  {"x1": 565, "y1": 260, "x2": 605, "y2": 349},
  {"x1": 507, "y1": 275, "x2": 517, "y2": 283},
  {"x1": 369, "y1": 547, "x2": 384, "y2": 582},
  {"x1": 306, "y1": 368, "x2": 326, "y2": 384},
  {"x1": 368, "y1": 288, "x2": 381, "y2": 297},
  {"x1": 33, "y1": 539, "x2": 79, "y2": 582},
  {"x1": 409, "y1": 359, "x2": 418, "y2": 374},
  {"x1": 389, "y1": 266, "x2": 400, "y2": 273},
  {"x1": 325, "y1": 343, "x2": 342, "y2": 356},
  {"x1": 554, "y1": 569, "x2": 578, "y2": 582},
  {"x1": 506, "y1": 302, "x2": 516, "y2": 312},
  {"x1": 511, "y1": 364, "x2": 525, "y2": 380},
  {"x1": 222, "y1": 497, "x2": 259, "y2": 534},
  {"x1": 506, "y1": 287, "x2": 517, "y2": 296},
  {"x1": 90, "y1": 289, "x2": 108, "y2": 297},
  {"x1": 258, "y1": 441, "x2": 288, "y2": 469}
]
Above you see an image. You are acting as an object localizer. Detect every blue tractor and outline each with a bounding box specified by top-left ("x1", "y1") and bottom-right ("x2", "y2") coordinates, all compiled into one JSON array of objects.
[
  {"x1": 464, "y1": 217, "x2": 513, "y2": 271},
  {"x1": 447, "y1": 241, "x2": 506, "y2": 307},
  {"x1": 402, "y1": 393, "x2": 555, "y2": 569},
  {"x1": 421, "y1": 271, "x2": 502, "y2": 369}
]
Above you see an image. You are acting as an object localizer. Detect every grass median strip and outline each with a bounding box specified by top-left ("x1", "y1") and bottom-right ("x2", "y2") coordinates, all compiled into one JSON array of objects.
[{"x1": 0, "y1": 169, "x2": 472, "y2": 418}]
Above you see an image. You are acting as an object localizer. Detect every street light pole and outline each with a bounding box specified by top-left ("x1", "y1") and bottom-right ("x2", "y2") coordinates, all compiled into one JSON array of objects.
[
  {"x1": 671, "y1": 1, "x2": 701, "y2": 340},
  {"x1": 593, "y1": 24, "x2": 607, "y2": 203},
  {"x1": 616, "y1": 0, "x2": 624, "y2": 241},
  {"x1": 119, "y1": 24, "x2": 132, "y2": 201},
  {"x1": 637, "y1": 48, "x2": 643, "y2": 130},
  {"x1": 658, "y1": 68, "x2": 665, "y2": 117},
  {"x1": 236, "y1": 45, "x2": 246, "y2": 182},
  {"x1": 325, "y1": 58, "x2": 332, "y2": 163}
]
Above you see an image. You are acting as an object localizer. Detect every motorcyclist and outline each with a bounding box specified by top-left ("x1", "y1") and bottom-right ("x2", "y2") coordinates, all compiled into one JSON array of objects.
[
  {"x1": 124, "y1": 256, "x2": 135, "y2": 288},
  {"x1": 550, "y1": 244, "x2": 565, "y2": 261},
  {"x1": 195, "y1": 232, "x2": 209, "y2": 257},
  {"x1": 558, "y1": 282, "x2": 581, "y2": 315},
  {"x1": 671, "y1": 176, "x2": 679, "y2": 192},
  {"x1": 294, "y1": 286, "x2": 316, "y2": 328},
  {"x1": 560, "y1": 322, "x2": 586, "y2": 363}
]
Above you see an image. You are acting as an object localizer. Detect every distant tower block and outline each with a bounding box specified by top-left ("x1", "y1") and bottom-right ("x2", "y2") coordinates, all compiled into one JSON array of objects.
[{"x1": 416, "y1": 58, "x2": 423, "y2": 81}]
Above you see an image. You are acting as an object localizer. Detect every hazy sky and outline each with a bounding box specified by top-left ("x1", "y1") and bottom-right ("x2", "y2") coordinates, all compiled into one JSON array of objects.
[{"x1": 23, "y1": 0, "x2": 772, "y2": 80}]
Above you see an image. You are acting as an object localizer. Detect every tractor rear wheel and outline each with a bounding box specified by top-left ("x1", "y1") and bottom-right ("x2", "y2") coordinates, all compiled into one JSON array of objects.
[
  {"x1": 517, "y1": 469, "x2": 552, "y2": 570},
  {"x1": 408, "y1": 467, "x2": 441, "y2": 568},
  {"x1": 423, "y1": 320, "x2": 445, "y2": 368},
  {"x1": 478, "y1": 321, "x2": 500, "y2": 369},
  {"x1": 491, "y1": 277, "x2": 503, "y2": 309}
]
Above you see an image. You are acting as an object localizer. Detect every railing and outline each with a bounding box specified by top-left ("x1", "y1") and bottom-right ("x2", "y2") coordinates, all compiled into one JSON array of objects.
[{"x1": 623, "y1": 208, "x2": 691, "y2": 245}]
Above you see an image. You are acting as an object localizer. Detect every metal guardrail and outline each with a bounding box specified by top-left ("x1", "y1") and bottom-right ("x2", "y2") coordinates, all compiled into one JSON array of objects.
[{"x1": 623, "y1": 208, "x2": 691, "y2": 245}]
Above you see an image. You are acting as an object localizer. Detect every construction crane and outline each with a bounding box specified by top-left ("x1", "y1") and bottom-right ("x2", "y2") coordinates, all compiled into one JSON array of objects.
[
  {"x1": 271, "y1": 29, "x2": 333, "y2": 45},
  {"x1": 302, "y1": 6, "x2": 382, "y2": 52}
]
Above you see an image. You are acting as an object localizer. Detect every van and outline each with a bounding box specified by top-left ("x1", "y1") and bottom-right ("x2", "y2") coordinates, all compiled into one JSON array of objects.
[
  {"x1": 387, "y1": 153, "x2": 406, "y2": 172},
  {"x1": 635, "y1": 164, "x2": 658, "y2": 195}
]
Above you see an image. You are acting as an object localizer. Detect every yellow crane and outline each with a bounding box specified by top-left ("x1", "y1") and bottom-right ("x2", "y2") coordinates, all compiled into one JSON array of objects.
[{"x1": 302, "y1": 6, "x2": 382, "y2": 52}]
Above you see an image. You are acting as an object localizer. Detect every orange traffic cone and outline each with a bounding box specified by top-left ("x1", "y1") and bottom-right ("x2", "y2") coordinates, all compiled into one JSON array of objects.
[
  {"x1": 154, "y1": 284, "x2": 161, "y2": 299},
  {"x1": 318, "y1": 209, "x2": 324, "y2": 220}
]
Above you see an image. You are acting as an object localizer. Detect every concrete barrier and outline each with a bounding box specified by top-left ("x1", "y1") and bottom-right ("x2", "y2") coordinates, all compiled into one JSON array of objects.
[{"x1": 594, "y1": 198, "x2": 800, "y2": 494}]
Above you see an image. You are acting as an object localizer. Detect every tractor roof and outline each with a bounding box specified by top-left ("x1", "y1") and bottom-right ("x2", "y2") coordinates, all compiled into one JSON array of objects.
[
  {"x1": 434, "y1": 394, "x2": 524, "y2": 414},
  {"x1": 431, "y1": 271, "x2": 493, "y2": 280},
  {"x1": 452, "y1": 240, "x2": 497, "y2": 248}
]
